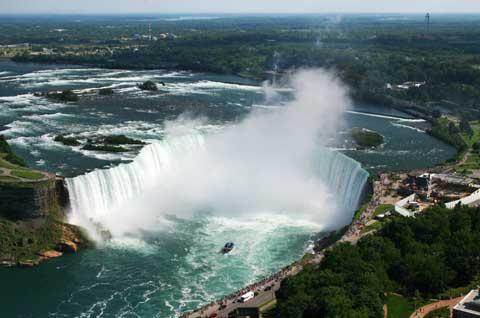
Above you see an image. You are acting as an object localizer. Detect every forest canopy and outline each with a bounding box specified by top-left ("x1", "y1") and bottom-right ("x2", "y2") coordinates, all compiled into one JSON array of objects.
[{"x1": 275, "y1": 204, "x2": 480, "y2": 318}]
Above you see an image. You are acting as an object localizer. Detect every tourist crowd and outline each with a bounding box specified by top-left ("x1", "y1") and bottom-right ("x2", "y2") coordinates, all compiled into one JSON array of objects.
[{"x1": 180, "y1": 264, "x2": 300, "y2": 318}]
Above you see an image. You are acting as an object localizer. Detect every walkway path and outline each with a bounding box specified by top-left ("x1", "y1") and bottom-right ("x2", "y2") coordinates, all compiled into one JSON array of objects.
[
  {"x1": 184, "y1": 264, "x2": 301, "y2": 318},
  {"x1": 409, "y1": 296, "x2": 463, "y2": 318},
  {"x1": 341, "y1": 178, "x2": 384, "y2": 245},
  {"x1": 0, "y1": 166, "x2": 52, "y2": 182}
]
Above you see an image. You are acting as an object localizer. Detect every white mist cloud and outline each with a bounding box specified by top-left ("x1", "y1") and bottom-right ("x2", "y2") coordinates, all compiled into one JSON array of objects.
[{"x1": 98, "y1": 69, "x2": 351, "y2": 237}]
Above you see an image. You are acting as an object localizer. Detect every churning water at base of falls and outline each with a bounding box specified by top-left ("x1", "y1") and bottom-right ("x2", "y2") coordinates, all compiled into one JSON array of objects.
[{"x1": 0, "y1": 214, "x2": 323, "y2": 318}]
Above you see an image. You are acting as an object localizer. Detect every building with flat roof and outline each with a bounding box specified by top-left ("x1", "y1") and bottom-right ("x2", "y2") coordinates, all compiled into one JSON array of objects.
[
  {"x1": 228, "y1": 307, "x2": 259, "y2": 318},
  {"x1": 453, "y1": 289, "x2": 480, "y2": 318}
]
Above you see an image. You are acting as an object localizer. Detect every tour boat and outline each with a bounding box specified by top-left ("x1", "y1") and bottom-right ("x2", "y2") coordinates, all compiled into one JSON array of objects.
[{"x1": 221, "y1": 242, "x2": 234, "y2": 254}]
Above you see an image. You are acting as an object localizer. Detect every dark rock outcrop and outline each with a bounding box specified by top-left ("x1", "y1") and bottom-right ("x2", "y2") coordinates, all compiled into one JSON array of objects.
[
  {"x1": 0, "y1": 177, "x2": 65, "y2": 220},
  {"x1": 55, "y1": 177, "x2": 70, "y2": 209},
  {"x1": 56, "y1": 240, "x2": 78, "y2": 253}
]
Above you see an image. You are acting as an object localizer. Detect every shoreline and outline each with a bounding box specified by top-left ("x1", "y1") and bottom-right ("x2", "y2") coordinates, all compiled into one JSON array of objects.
[
  {"x1": 179, "y1": 120, "x2": 461, "y2": 318},
  {"x1": 181, "y1": 179, "x2": 378, "y2": 318}
]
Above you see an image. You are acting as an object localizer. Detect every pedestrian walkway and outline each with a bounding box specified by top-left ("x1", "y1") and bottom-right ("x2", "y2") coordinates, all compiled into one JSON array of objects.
[{"x1": 409, "y1": 296, "x2": 463, "y2": 318}]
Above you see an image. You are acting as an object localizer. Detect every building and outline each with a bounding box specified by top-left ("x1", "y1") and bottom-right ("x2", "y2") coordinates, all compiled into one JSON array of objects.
[
  {"x1": 394, "y1": 193, "x2": 416, "y2": 217},
  {"x1": 227, "y1": 291, "x2": 275, "y2": 318},
  {"x1": 446, "y1": 189, "x2": 480, "y2": 209},
  {"x1": 453, "y1": 289, "x2": 480, "y2": 318},
  {"x1": 394, "y1": 81, "x2": 426, "y2": 90},
  {"x1": 228, "y1": 307, "x2": 259, "y2": 318}
]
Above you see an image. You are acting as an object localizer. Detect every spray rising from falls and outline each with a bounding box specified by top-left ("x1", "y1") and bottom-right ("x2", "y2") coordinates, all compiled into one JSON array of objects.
[{"x1": 66, "y1": 70, "x2": 369, "y2": 240}]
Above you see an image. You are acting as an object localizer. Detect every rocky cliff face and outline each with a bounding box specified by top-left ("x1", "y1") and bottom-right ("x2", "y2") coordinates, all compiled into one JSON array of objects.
[
  {"x1": 0, "y1": 137, "x2": 89, "y2": 267},
  {"x1": 0, "y1": 176, "x2": 90, "y2": 267},
  {"x1": 0, "y1": 177, "x2": 69, "y2": 220}
]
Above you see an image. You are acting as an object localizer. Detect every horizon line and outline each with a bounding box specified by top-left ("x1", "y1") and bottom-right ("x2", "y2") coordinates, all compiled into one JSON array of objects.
[{"x1": 2, "y1": 11, "x2": 480, "y2": 16}]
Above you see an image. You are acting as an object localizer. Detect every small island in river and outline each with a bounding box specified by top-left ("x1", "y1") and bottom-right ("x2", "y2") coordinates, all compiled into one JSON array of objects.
[{"x1": 349, "y1": 127, "x2": 384, "y2": 149}]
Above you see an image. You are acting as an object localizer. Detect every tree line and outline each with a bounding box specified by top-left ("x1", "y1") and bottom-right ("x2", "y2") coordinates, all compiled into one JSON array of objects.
[{"x1": 275, "y1": 205, "x2": 480, "y2": 318}]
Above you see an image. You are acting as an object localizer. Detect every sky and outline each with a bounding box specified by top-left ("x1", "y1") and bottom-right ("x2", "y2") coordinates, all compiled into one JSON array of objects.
[{"x1": 1, "y1": 0, "x2": 480, "y2": 14}]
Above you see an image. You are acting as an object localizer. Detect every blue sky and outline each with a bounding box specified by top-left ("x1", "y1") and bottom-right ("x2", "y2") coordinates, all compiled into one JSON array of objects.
[{"x1": 0, "y1": 0, "x2": 479, "y2": 14}]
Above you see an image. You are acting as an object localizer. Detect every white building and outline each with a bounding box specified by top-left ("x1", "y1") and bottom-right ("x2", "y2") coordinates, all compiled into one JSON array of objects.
[{"x1": 453, "y1": 289, "x2": 480, "y2": 318}]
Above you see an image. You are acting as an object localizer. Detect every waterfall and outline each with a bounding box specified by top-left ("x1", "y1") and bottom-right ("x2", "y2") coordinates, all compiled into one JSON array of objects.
[
  {"x1": 66, "y1": 133, "x2": 368, "y2": 237},
  {"x1": 66, "y1": 134, "x2": 205, "y2": 223},
  {"x1": 314, "y1": 150, "x2": 369, "y2": 215}
]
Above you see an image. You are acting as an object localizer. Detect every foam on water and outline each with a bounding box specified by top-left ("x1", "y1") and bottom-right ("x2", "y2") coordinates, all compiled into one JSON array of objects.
[
  {"x1": 10, "y1": 134, "x2": 68, "y2": 151},
  {"x1": 0, "y1": 67, "x2": 192, "y2": 91},
  {"x1": 346, "y1": 110, "x2": 426, "y2": 122},
  {"x1": 390, "y1": 122, "x2": 425, "y2": 132},
  {"x1": 0, "y1": 94, "x2": 68, "y2": 114}
]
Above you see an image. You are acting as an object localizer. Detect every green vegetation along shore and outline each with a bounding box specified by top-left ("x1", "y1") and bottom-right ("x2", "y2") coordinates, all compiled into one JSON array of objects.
[
  {"x1": 0, "y1": 136, "x2": 90, "y2": 267},
  {"x1": 275, "y1": 204, "x2": 480, "y2": 317}
]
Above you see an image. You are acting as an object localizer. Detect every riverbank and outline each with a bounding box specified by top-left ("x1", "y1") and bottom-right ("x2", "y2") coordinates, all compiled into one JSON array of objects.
[
  {"x1": 0, "y1": 137, "x2": 91, "y2": 267},
  {"x1": 179, "y1": 115, "x2": 466, "y2": 318},
  {"x1": 181, "y1": 177, "x2": 379, "y2": 318}
]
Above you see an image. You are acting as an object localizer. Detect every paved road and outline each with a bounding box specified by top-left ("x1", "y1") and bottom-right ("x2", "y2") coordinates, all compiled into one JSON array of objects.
[{"x1": 185, "y1": 267, "x2": 292, "y2": 318}]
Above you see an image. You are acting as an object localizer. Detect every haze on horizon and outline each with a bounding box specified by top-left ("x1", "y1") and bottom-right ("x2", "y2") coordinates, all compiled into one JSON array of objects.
[{"x1": 1, "y1": 0, "x2": 480, "y2": 15}]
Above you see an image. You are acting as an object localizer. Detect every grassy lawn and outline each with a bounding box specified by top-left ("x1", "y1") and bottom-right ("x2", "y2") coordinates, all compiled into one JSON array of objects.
[
  {"x1": 0, "y1": 154, "x2": 46, "y2": 181},
  {"x1": 461, "y1": 121, "x2": 480, "y2": 148},
  {"x1": 374, "y1": 204, "x2": 395, "y2": 216},
  {"x1": 0, "y1": 157, "x2": 21, "y2": 170},
  {"x1": 424, "y1": 307, "x2": 450, "y2": 318},
  {"x1": 386, "y1": 294, "x2": 416, "y2": 318},
  {"x1": 362, "y1": 219, "x2": 389, "y2": 234},
  {"x1": 11, "y1": 169, "x2": 44, "y2": 180},
  {"x1": 260, "y1": 299, "x2": 277, "y2": 318},
  {"x1": 0, "y1": 176, "x2": 18, "y2": 182},
  {"x1": 260, "y1": 299, "x2": 277, "y2": 312},
  {"x1": 386, "y1": 294, "x2": 431, "y2": 318},
  {"x1": 457, "y1": 153, "x2": 480, "y2": 173},
  {"x1": 453, "y1": 121, "x2": 480, "y2": 173}
]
